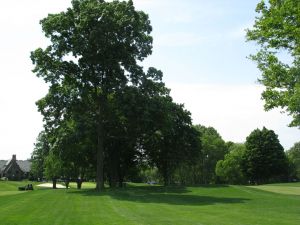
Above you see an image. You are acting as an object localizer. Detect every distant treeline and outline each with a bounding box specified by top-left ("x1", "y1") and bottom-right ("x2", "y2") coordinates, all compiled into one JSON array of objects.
[{"x1": 30, "y1": 124, "x2": 300, "y2": 188}]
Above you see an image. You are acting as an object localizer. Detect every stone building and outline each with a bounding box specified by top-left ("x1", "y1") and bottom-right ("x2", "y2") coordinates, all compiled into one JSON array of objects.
[{"x1": 0, "y1": 155, "x2": 31, "y2": 180}]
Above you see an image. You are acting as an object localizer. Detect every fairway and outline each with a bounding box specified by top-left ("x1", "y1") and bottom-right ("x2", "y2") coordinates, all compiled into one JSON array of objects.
[
  {"x1": 0, "y1": 182, "x2": 299, "y2": 225},
  {"x1": 248, "y1": 183, "x2": 300, "y2": 196}
]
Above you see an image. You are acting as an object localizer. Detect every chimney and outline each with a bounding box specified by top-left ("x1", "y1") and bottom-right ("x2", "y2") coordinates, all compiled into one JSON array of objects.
[{"x1": 12, "y1": 154, "x2": 16, "y2": 160}]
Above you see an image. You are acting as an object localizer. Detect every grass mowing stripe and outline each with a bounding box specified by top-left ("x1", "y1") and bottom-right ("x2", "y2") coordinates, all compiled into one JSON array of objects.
[
  {"x1": 0, "y1": 191, "x2": 25, "y2": 196},
  {"x1": 248, "y1": 185, "x2": 300, "y2": 195}
]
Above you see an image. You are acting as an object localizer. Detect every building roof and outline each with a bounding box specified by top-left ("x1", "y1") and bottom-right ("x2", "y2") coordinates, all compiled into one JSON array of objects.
[
  {"x1": 17, "y1": 160, "x2": 31, "y2": 173},
  {"x1": 0, "y1": 160, "x2": 6, "y2": 172},
  {"x1": 5, "y1": 159, "x2": 12, "y2": 166},
  {"x1": 0, "y1": 159, "x2": 31, "y2": 173}
]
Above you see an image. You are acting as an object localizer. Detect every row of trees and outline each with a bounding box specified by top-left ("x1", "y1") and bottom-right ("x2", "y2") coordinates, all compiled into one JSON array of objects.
[
  {"x1": 216, "y1": 127, "x2": 299, "y2": 184},
  {"x1": 31, "y1": 120, "x2": 299, "y2": 188},
  {"x1": 30, "y1": 124, "x2": 227, "y2": 187},
  {"x1": 174, "y1": 126, "x2": 295, "y2": 186}
]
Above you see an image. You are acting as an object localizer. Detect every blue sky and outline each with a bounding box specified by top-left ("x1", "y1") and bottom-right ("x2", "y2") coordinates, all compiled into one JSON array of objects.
[
  {"x1": 139, "y1": 0, "x2": 259, "y2": 84},
  {"x1": 0, "y1": 0, "x2": 298, "y2": 159}
]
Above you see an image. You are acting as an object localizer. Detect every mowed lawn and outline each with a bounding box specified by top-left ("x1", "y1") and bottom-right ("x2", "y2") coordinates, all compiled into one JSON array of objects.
[{"x1": 0, "y1": 181, "x2": 299, "y2": 225}]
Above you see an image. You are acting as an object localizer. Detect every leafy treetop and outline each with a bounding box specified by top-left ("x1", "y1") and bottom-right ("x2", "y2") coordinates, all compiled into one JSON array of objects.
[{"x1": 246, "y1": 0, "x2": 300, "y2": 127}]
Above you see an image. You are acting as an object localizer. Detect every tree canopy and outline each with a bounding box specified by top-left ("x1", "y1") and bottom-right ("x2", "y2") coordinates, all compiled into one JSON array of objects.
[
  {"x1": 31, "y1": 0, "x2": 200, "y2": 190},
  {"x1": 31, "y1": 131, "x2": 50, "y2": 180},
  {"x1": 286, "y1": 142, "x2": 300, "y2": 180},
  {"x1": 216, "y1": 143, "x2": 247, "y2": 184},
  {"x1": 246, "y1": 0, "x2": 300, "y2": 127},
  {"x1": 193, "y1": 125, "x2": 228, "y2": 184},
  {"x1": 31, "y1": 0, "x2": 159, "y2": 191},
  {"x1": 243, "y1": 127, "x2": 288, "y2": 184}
]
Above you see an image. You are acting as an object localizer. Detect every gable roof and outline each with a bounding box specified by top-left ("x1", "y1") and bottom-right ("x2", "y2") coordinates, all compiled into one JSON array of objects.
[
  {"x1": 17, "y1": 160, "x2": 31, "y2": 173},
  {"x1": 0, "y1": 159, "x2": 31, "y2": 173},
  {"x1": 0, "y1": 160, "x2": 6, "y2": 172},
  {"x1": 5, "y1": 159, "x2": 12, "y2": 166}
]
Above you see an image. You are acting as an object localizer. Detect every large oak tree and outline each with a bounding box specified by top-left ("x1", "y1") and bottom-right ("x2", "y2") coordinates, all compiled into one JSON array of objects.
[
  {"x1": 31, "y1": 0, "x2": 156, "y2": 191},
  {"x1": 31, "y1": 0, "x2": 199, "y2": 190}
]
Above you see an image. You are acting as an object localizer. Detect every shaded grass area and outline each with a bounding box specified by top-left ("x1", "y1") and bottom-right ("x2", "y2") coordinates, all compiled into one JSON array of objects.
[
  {"x1": 68, "y1": 184, "x2": 248, "y2": 206},
  {"x1": 0, "y1": 181, "x2": 299, "y2": 225}
]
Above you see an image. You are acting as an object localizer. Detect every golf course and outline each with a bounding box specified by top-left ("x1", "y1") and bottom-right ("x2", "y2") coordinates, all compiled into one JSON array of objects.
[{"x1": 0, "y1": 181, "x2": 299, "y2": 225}]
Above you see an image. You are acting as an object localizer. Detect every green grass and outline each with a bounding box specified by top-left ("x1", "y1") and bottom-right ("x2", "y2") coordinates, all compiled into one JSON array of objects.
[
  {"x1": 248, "y1": 182, "x2": 300, "y2": 195},
  {"x1": 0, "y1": 181, "x2": 299, "y2": 225},
  {"x1": 69, "y1": 182, "x2": 97, "y2": 189}
]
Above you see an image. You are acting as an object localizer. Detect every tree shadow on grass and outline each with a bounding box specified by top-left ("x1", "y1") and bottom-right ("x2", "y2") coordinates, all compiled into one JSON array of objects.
[
  {"x1": 67, "y1": 185, "x2": 250, "y2": 206},
  {"x1": 188, "y1": 184, "x2": 230, "y2": 188}
]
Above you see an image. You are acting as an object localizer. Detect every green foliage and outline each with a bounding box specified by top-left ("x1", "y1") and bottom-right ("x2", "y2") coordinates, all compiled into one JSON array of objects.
[
  {"x1": 51, "y1": 116, "x2": 95, "y2": 180},
  {"x1": 30, "y1": 0, "x2": 160, "y2": 190},
  {"x1": 30, "y1": 131, "x2": 50, "y2": 180},
  {"x1": 174, "y1": 162, "x2": 203, "y2": 185},
  {"x1": 143, "y1": 98, "x2": 201, "y2": 185},
  {"x1": 44, "y1": 151, "x2": 63, "y2": 181},
  {"x1": 31, "y1": 0, "x2": 199, "y2": 189},
  {"x1": 246, "y1": 0, "x2": 300, "y2": 127},
  {"x1": 137, "y1": 167, "x2": 161, "y2": 183},
  {"x1": 173, "y1": 125, "x2": 227, "y2": 185},
  {"x1": 216, "y1": 143, "x2": 247, "y2": 184},
  {"x1": 286, "y1": 142, "x2": 300, "y2": 180},
  {"x1": 243, "y1": 127, "x2": 288, "y2": 184},
  {"x1": 194, "y1": 125, "x2": 228, "y2": 184}
]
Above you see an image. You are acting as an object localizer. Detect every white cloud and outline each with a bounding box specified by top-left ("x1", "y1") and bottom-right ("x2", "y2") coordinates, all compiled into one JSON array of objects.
[
  {"x1": 0, "y1": 0, "x2": 70, "y2": 160},
  {"x1": 155, "y1": 32, "x2": 206, "y2": 47},
  {"x1": 0, "y1": 71, "x2": 48, "y2": 160},
  {"x1": 227, "y1": 22, "x2": 254, "y2": 40},
  {"x1": 133, "y1": 0, "x2": 227, "y2": 24},
  {"x1": 169, "y1": 83, "x2": 299, "y2": 150}
]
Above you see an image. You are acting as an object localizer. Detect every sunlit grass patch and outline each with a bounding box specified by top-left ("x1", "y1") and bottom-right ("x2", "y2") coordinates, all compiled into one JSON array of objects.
[
  {"x1": 248, "y1": 183, "x2": 300, "y2": 195},
  {"x1": 69, "y1": 182, "x2": 96, "y2": 189},
  {"x1": 0, "y1": 191, "x2": 25, "y2": 196}
]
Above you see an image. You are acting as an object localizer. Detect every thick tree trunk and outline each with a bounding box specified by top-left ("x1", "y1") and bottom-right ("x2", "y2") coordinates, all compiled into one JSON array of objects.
[
  {"x1": 77, "y1": 178, "x2": 83, "y2": 189},
  {"x1": 65, "y1": 178, "x2": 70, "y2": 189},
  {"x1": 163, "y1": 166, "x2": 170, "y2": 186},
  {"x1": 118, "y1": 175, "x2": 124, "y2": 188},
  {"x1": 117, "y1": 155, "x2": 123, "y2": 187},
  {"x1": 109, "y1": 170, "x2": 118, "y2": 188},
  {"x1": 52, "y1": 178, "x2": 57, "y2": 189},
  {"x1": 96, "y1": 98, "x2": 105, "y2": 191},
  {"x1": 109, "y1": 147, "x2": 119, "y2": 188},
  {"x1": 96, "y1": 130, "x2": 104, "y2": 191},
  {"x1": 163, "y1": 174, "x2": 170, "y2": 186}
]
